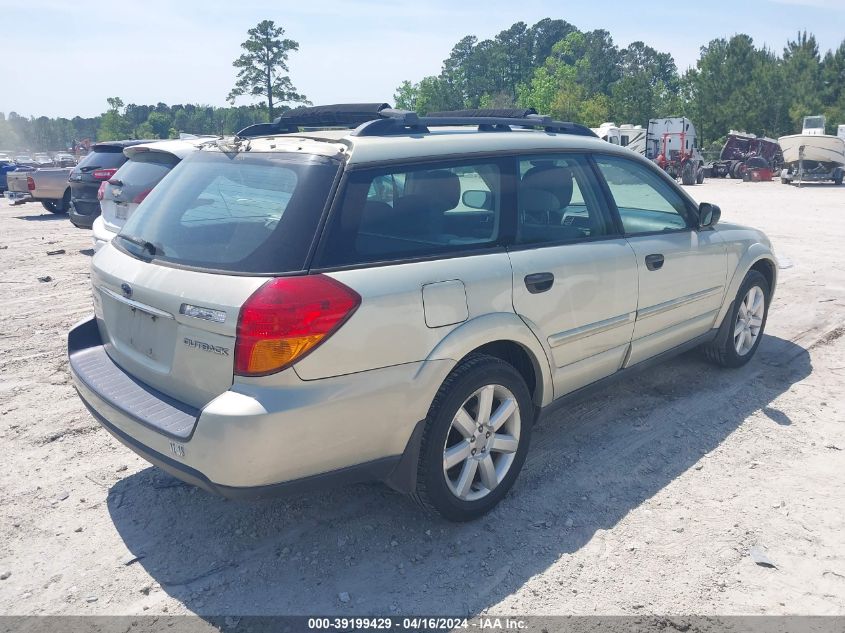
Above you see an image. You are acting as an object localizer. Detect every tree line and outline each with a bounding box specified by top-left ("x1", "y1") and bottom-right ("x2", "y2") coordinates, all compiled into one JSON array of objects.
[
  {"x1": 394, "y1": 20, "x2": 845, "y2": 145},
  {"x1": 2, "y1": 18, "x2": 843, "y2": 152},
  {"x1": 0, "y1": 101, "x2": 271, "y2": 152}
]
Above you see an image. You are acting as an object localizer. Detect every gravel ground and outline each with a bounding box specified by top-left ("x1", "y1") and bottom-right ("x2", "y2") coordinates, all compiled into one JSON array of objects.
[{"x1": 0, "y1": 178, "x2": 843, "y2": 619}]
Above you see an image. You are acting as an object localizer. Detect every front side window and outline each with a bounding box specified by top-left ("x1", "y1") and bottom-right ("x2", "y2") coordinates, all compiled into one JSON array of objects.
[
  {"x1": 318, "y1": 160, "x2": 503, "y2": 267},
  {"x1": 516, "y1": 154, "x2": 612, "y2": 245},
  {"x1": 594, "y1": 155, "x2": 690, "y2": 234}
]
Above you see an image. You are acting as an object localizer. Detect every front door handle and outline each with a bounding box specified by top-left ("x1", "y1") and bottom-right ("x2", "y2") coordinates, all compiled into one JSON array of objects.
[
  {"x1": 645, "y1": 254, "x2": 665, "y2": 271},
  {"x1": 524, "y1": 272, "x2": 554, "y2": 294}
]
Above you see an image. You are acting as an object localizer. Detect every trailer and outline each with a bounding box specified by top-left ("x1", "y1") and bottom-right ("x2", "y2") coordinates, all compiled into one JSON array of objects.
[
  {"x1": 778, "y1": 116, "x2": 845, "y2": 186},
  {"x1": 590, "y1": 123, "x2": 647, "y2": 155},
  {"x1": 646, "y1": 117, "x2": 705, "y2": 185},
  {"x1": 707, "y1": 131, "x2": 784, "y2": 179}
]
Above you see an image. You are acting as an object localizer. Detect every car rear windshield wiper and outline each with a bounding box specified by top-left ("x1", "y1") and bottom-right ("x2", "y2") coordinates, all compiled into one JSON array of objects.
[{"x1": 118, "y1": 234, "x2": 163, "y2": 257}]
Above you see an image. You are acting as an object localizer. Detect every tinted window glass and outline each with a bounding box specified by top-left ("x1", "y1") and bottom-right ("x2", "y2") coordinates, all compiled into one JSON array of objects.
[
  {"x1": 594, "y1": 155, "x2": 690, "y2": 234},
  {"x1": 116, "y1": 151, "x2": 339, "y2": 273},
  {"x1": 516, "y1": 154, "x2": 611, "y2": 244},
  {"x1": 77, "y1": 148, "x2": 126, "y2": 169},
  {"x1": 110, "y1": 152, "x2": 179, "y2": 197},
  {"x1": 318, "y1": 160, "x2": 503, "y2": 267}
]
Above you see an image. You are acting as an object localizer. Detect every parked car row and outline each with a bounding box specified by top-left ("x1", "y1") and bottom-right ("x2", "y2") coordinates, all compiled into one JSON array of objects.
[
  {"x1": 3, "y1": 137, "x2": 215, "y2": 242},
  {"x1": 0, "y1": 151, "x2": 78, "y2": 167},
  {"x1": 66, "y1": 104, "x2": 777, "y2": 522}
]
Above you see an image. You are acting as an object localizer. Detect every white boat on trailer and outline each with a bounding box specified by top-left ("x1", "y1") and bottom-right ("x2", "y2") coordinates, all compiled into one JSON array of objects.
[{"x1": 778, "y1": 115, "x2": 845, "y2": 185}]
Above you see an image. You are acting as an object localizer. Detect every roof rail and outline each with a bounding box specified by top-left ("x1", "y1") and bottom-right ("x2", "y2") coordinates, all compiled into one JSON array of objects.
[
  {"x1": 236, "y1": 102, "x2": 597, "y2": 139},
  {"x1": 427, "y1": 108, "x2": 538, "y2": 118},
  {"x1": 352, "y1": 111, "x2": 597, "y2": 138},
  {"x1": 237, "y1": 103, "x2": 392, "y2": 138}
]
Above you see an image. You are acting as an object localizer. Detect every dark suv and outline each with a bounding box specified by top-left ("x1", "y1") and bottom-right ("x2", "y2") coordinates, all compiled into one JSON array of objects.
[{"x1": 68, "y1": 140, "x2": 151, "y2": 228}]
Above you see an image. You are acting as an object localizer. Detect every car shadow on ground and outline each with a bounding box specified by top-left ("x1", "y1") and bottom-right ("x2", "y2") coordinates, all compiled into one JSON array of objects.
[
  {"x1": 107, "y1": 334, "x2": 810, "y2": 617},
  {"x1": 13, "y1": 212, "x2": 68, "y2": 221}
]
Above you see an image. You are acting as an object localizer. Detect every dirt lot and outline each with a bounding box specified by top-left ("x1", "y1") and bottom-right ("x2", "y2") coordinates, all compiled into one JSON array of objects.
[{"x1": 0, "y1": 179, "x2": 843, "y2": 619}]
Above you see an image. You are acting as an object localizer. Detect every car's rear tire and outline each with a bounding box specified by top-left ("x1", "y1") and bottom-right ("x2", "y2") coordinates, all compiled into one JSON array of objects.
[
  {"x1": 702, "y1": 270, "x2": 770, "y2": 368},
  {"x1": 42, "y1": 189, "x2": 70, "y2": 214},
  {"x1": 412, "y1": 354, "x2": 533, "y2": 522}
]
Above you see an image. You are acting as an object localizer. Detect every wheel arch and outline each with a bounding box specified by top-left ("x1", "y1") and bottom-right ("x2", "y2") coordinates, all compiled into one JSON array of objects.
[
  {"x1": 715, "y1": 246, "x2": 777, "y2": 328},
  {"x1": 422, "y1": 312, "x2": 554, "y2": 408}
]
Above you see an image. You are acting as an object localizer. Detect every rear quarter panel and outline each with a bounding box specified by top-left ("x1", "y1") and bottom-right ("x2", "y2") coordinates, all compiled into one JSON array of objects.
[{"x1": 295, "y1": 253, "x2": 516, "y2": 379}]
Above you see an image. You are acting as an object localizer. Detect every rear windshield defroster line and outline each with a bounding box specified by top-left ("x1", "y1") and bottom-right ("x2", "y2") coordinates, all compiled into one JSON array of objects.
[{"x1": 114, "y1": 151, "x2": 341, "y2": 274}]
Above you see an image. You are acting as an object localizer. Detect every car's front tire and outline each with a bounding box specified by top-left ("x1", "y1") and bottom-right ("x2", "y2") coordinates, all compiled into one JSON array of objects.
[
  {"x1": 412, "y1": 354, "x2": 533, "y2": 522},
  {"x1": 703, "y1": 270, "x2": 770, "y2": 368}
]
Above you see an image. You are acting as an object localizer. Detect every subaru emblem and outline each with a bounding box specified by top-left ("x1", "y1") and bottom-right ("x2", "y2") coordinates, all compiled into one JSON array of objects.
[{"x1": 121, "y1": 283, "x2": 132, "y2": 298}]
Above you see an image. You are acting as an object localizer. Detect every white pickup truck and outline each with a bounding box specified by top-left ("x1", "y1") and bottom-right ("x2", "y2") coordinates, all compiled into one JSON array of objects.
[{"x1": 5, "y1": 167, "x2": 73, "y2": 213}]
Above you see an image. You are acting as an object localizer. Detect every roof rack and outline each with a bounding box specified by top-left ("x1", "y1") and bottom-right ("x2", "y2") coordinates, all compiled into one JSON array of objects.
[
  {"x1": 237, "y1": 103, "x2": 391, "y2": 138},
  {"x1": 236, "y1": 103, "x2": 597, "y2": 139}
]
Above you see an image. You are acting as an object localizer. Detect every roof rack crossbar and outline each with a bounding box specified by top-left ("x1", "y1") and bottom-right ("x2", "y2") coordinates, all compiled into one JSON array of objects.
[
  {"x1": 237, "y1": 103, "x2": 394, "y2": 138},
  {"x1": 237, "y1": 103, "x2": 598, "y2": 139}
]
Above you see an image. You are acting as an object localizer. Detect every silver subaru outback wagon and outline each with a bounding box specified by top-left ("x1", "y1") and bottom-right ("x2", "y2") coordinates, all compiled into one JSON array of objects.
[{"x1": 68, "y1": 104, "x2": 776, "y2": 521}]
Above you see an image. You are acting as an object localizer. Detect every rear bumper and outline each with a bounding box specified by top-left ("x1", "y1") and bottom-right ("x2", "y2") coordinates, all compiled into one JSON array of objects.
[
  {"x1": 69, "y1": 199, "x2": 99, "y2": 228},
  {"x1": 4, "y1": 190, "x2": 31, "y2": 204},
  {"x1": 68, "y1": 316, "x2": 449, "y2": 497}
]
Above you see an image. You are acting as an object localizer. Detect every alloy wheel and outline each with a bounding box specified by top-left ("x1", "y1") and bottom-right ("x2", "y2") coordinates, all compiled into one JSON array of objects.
[
  {"x1": 442, "y1": 384, "x2": 521, "y2": 501},
  {"x1": 734, "y1": 285, "x2": 765, "y2": 355}
]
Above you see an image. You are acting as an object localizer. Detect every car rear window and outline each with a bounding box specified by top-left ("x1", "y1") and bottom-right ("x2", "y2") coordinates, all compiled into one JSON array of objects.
[
  {"x1": 113, "y1": 152, "x2": 179, "y2": 190},
  {"x1": 77, "y1": 147, "x2": 127, "y2": 170},
  {"x1": 115, "y1": 151, "x2": 339, "y2": 274}
]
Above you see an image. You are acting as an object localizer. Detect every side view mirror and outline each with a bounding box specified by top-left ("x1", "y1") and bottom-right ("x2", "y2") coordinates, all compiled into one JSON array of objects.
[
  {"x1": 462, "y1": 190, "x2": 493, "y2": 210},
  {"x1": 698, "y1": 202, "x2": 721, "y2": 228}
]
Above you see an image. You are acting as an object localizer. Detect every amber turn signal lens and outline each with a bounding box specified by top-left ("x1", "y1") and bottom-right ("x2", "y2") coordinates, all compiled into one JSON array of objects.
[{"x1": 243, "y1": 335, "x2": 324, "y2": 375}]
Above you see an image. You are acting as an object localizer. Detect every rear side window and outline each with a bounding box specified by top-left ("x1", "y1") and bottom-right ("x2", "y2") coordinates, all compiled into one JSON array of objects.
[
  {"x1": 317, "y1": 160, "x2": 504, "y2": 267},
  {"x1": 594, "y1": 155, "x2": 691, "y2": 234},
  {"x1": 77, "y1": 148, "x2": 126, "y2": 170},
  {"x1": 116, "y1": 151, "x2": 339, "y2": 274}
]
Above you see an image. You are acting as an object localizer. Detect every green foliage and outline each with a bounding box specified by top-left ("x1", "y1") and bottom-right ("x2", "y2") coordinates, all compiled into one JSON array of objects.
[
  {"x1": 0, "y1": 101, "x2": 271, "y2": 151},
  {"x1": 395, "y1": 20, "x2": 845, "y2": 145},
  {"x1": 227, "y1": 20, "x2": 308, "y2": 118},
  {"x1": 394, "y1": 80, "x2": 419, "y2": 110},
  {"x1": 97, "y1": 97, "x2": 133, "y2": 141}
]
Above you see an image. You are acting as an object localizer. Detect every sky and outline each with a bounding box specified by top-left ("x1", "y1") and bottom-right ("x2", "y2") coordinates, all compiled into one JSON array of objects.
[{"x1": 2, "y1": 0, "x2": 844, "y2": 119}]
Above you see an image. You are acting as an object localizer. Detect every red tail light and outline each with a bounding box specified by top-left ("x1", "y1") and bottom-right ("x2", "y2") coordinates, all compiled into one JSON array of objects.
[
  {"x1": 97, "y1": 182, "x2": 106, "y2": 201},
  {"x1": 132, "y1": 188, "x2": 153, "y2": 204},
  {"x1": 235, "y1": 275, "x2": 361, "y2": 376},
  {"x1": 26, "y1": 176, "x2": 35, "y2": 191},
  {"x1": 92, "y1": 168, "x2": 117, "y2": 181}
]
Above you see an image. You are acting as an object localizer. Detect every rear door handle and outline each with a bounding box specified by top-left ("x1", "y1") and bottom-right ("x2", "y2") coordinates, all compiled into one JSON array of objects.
[
  {"x1": 524, "y1": 272, "x2": 554, "y2": 294},
  {"x1": 645, "y1": 254, "x2": 665, "y2": 271}
]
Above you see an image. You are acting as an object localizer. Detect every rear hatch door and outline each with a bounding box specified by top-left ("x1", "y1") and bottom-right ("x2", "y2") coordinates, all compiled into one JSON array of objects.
[
  {"x1": 92, "y1": 146, "x2": 341, "y2": 407},
  {"x1": 70, "y1": 145, "x2": 128, "y2": 203},
  {"x1": 102, "y1": 150, "x2": 179, "y2": 232},
  {"x1": 92, "y1": 248, "x2": 265, "y2": 407}
]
